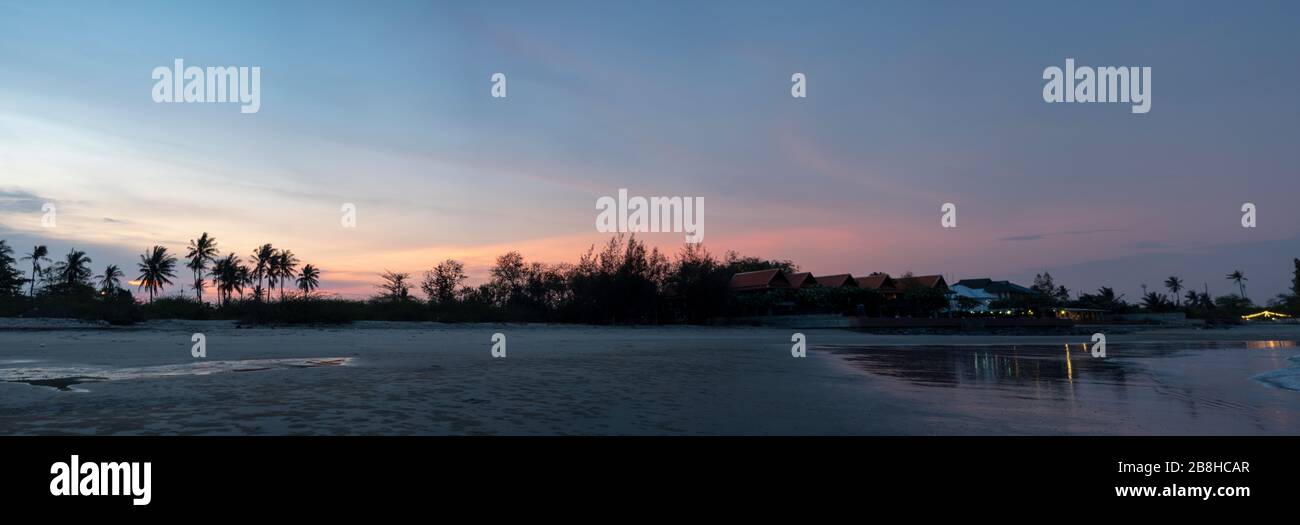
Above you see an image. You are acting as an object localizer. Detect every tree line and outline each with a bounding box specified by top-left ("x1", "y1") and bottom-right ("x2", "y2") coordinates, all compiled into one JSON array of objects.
[{"x1": 2, "y1": 234, "x2": 1297, "y2": 324}]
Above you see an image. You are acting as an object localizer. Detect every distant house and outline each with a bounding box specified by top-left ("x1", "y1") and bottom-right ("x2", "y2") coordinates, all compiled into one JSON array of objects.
[
  {"x1": 893, "y1": 274, "x2": 949, "y2": 293},
  {"x1": 728, "y1": 269, "x2": 793, "y2": 292},
  {"x1": 950, "y1": 278, "x2": 1035, "y2": 311},
  {"x1": 812, "y1": 274, "x2": 858, "y2": 288},
  {"x1": 953, "y1": 278, "x2": 1033, "y2": 299},
  {"x1": 785, "y1": 272, "x2": 818, "y2": 290},
  {"x1": 855, "y1": 273, "x2": 899, "y2": 299}
]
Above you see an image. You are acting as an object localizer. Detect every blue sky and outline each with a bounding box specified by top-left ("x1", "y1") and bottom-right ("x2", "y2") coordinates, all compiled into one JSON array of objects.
[{"x1": 1, "y1": 0, "x2": 1298, "y2": 300}]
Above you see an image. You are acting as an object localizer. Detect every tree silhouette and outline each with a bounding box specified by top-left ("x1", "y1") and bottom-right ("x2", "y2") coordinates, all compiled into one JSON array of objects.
[
  {"x1": 274, "y1": 249, "x2": 299, "y2": 301},
  {"x1": 51, "y1": 249, "x2": 93, "y2": 292},
  {"x1": 1164, "y1": 276, "x2": 1183, "y2": 307},
  {"x1": 251, "y1": 244, "x2": 275, "y2": 302},
  {"x1": 185, "y1": 233, "x2": 219, "y2": 303},
  {"x1": 136, "y1": 245, "x2": 178, "y2": 303},
  {"x1": 1226, "y1": 270, "x2": 1247, "y2": 299},
  {"x1": 378, "y1": 270, "x2": 412, "y2": 301},
  {"x1": 19, "y1": 245, "x2": 48, "y2": 296},
  {"x1": 97, "y1": 265, "x2": 124, "y2": 294},
  {"x1": 297, "y1": 264, "x2": 320, "y2": 297},
  {"x1": 0, "y1": 240, "x2": 25, "y2": 297}
]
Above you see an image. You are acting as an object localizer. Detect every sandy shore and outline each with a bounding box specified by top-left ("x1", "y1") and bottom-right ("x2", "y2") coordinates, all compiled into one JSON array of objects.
[{"x1": 1, "y1": 320, "x2": 1297, "y2": 435}]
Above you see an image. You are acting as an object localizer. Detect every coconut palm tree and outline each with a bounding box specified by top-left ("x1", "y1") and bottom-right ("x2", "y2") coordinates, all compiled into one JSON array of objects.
[
  {"x1": 136, "y1": 245, "x2": 178, "y2": 303},
  {"x1": 185, "y1": 233, "x2": 218, "y2": 303},
  {"x1": 251, "y1": 244, "x2": 275, "y2": 302},
  {"x1": 50, "y1": 249, "x2": 93, "y2": 292},
  {"x1": 97, "y1": 265, "x2": 124, "y2": 294},
  {"x1": 1226, "y1": 270, "x2": 1247, "y2": 299},
  {"x1": 297, "y1": 264, "x2": 320, "y2": 298},
  {"x1": 274, "y1": 249, "x2": 299, "y2": 301},
  {"x1": 210, "y1": 254, "x2": 231, "y2": 306},
  {"x1": 1164, "y1": 276, "x2": 1184, "y2": 307},
  {"x1": 211, "y1": 253, "x2": 250, "y2": 306},
  {"x1": 19, "y1": 245, "x2": 48, "y2": 296}
]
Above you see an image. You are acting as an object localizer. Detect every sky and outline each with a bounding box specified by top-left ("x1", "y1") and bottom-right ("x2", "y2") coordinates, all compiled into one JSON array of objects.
[{"x1": 1, "y1": 0, "x2": 1298, "y2": 302}]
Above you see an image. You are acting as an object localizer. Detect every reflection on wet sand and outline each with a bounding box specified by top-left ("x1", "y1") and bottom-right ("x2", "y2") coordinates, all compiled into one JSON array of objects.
[
  {"x1": 835, "y1": 344, "x2": 1133, "y2": 391},
  {"x1": 829, "y1": 341, "x2": 1300, "y2": 434},
  {"x1": 1246, "y1": 340, "x2": 1298, "y2": 350}
]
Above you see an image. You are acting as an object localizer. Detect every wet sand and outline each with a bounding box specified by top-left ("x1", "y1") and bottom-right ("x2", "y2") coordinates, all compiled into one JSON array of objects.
[{"x1": 0, "y1": 321, "x2": 1297, "y2": 435}]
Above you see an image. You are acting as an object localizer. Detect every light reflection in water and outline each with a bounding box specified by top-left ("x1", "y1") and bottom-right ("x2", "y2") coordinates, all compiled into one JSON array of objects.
[
  {"x1": 1064, "y1": 344, "x2": 1073, "y2": 383},
  {"x1": 1246, "y1": 340, "x2": 1298, "y2": 350}
]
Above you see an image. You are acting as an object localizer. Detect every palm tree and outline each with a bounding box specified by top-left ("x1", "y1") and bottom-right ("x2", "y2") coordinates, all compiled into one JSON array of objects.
[
  {"x1": 187, "y1": 256, "x2": 206, "y2": 302},
  {"x1": 210, "y1": 254, "x2": 231, "y2": 306},
  {"x1": 51, "y1": 249, "x2": 93, "y2": 291},
  {"x1": 1226, "y1": 270, "x2": 1247, "y2": 299},
  {"x1": 185, "y1": 233, "x2": 218, "y2": 303},
  {"x1": 97, "y1": 265, "x2": 124, "y2": 294},
  {"x1": 297, "y1": 264, "x2": 320, "y2": 298},
  {"x1": 1164, "y1": 276, "x2": 1184, "y2": 307},
  {"x1": 136, "y1": 245, "x2": 178, "y2": 303},
  {"x1": 19, "y1": 245, "x2": 48, "y2": 296},
  {"x1": 235, "y1": 264, "x2": 250, "y2": 301},
  {"x1": 251, "y1": 244, "x2": 275, "y2": 301},
  {"x1": 274, "y1": 250, "x2": 299, "y2": 301}
]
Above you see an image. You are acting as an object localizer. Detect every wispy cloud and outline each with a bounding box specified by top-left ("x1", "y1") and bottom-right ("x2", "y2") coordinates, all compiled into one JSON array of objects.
[{"x1": 1000, "y1": 229, "x2": 1123, "y2": 242}]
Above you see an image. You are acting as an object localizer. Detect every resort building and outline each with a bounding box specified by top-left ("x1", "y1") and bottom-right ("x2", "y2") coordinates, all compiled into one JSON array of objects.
[
  {"x1": 812, "y1": 274, "x2": 858, "y2": 288},
  {"x1": 950, "y1": 278, "x2": 1035, "y2": 312},
  {"x1": 893, "y1": 274, "x2": 949, "y2": 293},
  {"x1": 728, "y1": 269, "x2": 793, "y2": 292},
  {"x1": 855, "y1": 273, "x2": 899, "y2": 299},
  {"x1": 785, "y1": 272, "x2": 818, "y2": 290}
]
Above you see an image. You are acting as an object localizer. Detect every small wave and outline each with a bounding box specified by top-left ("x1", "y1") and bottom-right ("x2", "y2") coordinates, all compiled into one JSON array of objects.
[
  {"x1": 0, "y1": 357, "x2": 353, "y2": 391},
  {"x1": 1254, "y1": 368, "x2": 1300, "y2": 392}
]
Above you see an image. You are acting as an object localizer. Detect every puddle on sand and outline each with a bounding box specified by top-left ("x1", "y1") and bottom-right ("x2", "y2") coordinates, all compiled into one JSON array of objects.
[{"x1": 0, "y1": 357, "x2": 352, "y2": 391}]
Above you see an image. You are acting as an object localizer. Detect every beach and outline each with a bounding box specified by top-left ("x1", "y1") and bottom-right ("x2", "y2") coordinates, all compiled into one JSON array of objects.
[{"x1": 1, "y1": 321, "x2": 1298, "y2": 435}]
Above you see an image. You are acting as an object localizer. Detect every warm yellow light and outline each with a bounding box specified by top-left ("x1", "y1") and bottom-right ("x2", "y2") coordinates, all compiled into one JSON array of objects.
[{"x1": 1242, "y1": 310, "x2": 1292, "y2": 320}]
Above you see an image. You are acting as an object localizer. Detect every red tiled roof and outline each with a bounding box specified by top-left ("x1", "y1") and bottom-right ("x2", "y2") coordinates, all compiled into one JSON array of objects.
[
  {"x1": 855, "y1": 273, "x2": 895, "y2": 290},
  {"x1": 813, "y1": 274, "x2": 858, "y2": 288},
  {"x1": 893, "y1": 274, "x2": 948, "y2": 291},
  {"x1": 728, "y1": 269, "x2": 792, "y2": 292},
  {"x1": 785, "y1": 272, "x2": 817, "y2": 290}
]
